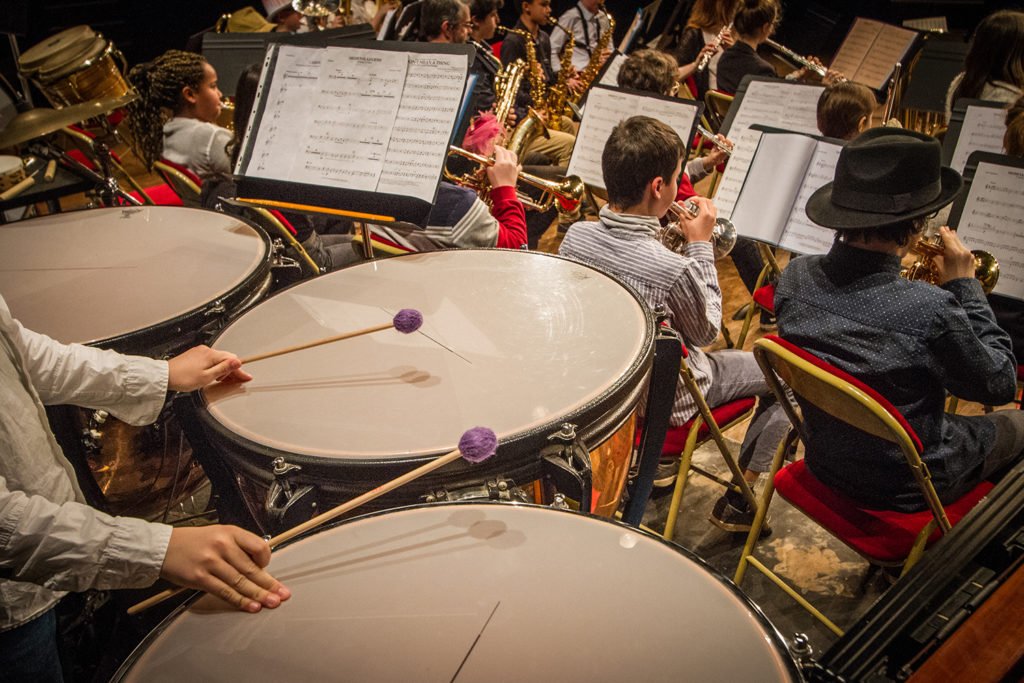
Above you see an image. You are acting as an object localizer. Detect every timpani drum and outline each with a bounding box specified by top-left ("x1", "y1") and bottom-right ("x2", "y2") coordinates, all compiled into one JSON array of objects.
[
  {"x1": 113, "y1": 503, "x2": 803, "y2": 682},
  {"x1": 196, "y1": 250, "x2": 654, "y2": 530},
  {"x1": 18, "y1": 25, "x2": 130, "y2": 107},
  {"x1": 0, "y1": 206, "x2": 273, "y2": 519}
]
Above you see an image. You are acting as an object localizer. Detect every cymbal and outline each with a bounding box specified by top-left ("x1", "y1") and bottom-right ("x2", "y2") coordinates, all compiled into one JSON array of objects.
[{"x1": 0, "y1": 92, "x2": 138, "y2": 149}]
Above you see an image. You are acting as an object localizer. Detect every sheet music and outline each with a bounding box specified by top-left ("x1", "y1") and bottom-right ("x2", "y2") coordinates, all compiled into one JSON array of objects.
[
  {"x1": 567, "y1": 87, "x2": 699, "y2": 190},
  {"x1": 299, "y1": 47, "x2": 408, "y2": 190},
  {"x1": 598, "y1": 53, "x2": 627, "y2": 87},
  {"x1": 714, "y1": 80, "x2": 823, "y2": 217},
  {"x1": 378, "y1": 52, "x2": 468, "y2": 201},
  {"x1": 830, "y1": 18, "x2": 879, "y2": 80},
  {"x1": 778, "y1": 141, "x2": 842, "y2": 254},
  {"x1": 953, "y1": 161, "x2": 1024, "y2": 300},
  {"x1": 950, "y1": 105, "x2": 1008, "y2": 173},
  {"x1": 247, "y1": 46, "x2": 324, "y2": 179},
  {"x1": 828, "y1": 18, "x2": 916, "y2": 90},
  {"x1": 730, "y1": 133, "x2": 817, "y2": 244}
]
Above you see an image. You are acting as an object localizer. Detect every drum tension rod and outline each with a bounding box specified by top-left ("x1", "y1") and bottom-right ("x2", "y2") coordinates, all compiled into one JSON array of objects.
[{"x1": 540, "y1": 423, "x2": 593, "y2": 512}]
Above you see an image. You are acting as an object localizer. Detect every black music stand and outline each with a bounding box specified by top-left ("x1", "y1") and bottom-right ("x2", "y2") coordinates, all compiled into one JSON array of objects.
[{"x1": 901, "y1": 35, "x2": 968, "y2": 115}]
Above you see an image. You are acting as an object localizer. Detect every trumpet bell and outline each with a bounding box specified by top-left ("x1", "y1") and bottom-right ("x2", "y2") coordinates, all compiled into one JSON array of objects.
[
  {"x1": 293, "y1": 0, "x2": 340, "y2": 16},
  {"x1": 974, "y1": 250, "x2": 1000, "y2": 295}
]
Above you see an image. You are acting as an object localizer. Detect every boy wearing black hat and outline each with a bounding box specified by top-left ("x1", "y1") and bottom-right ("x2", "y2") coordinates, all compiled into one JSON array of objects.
[{"x1": 776, "y1": 127, "x2": 1024, "y2": 512}]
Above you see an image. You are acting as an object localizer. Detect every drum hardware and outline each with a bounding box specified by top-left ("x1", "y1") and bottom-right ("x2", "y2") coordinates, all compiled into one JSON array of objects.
[
  {"x1": 266, "y1": 457, "x2": 318, "y2": 528},
  {"x1": 423, "y1": 478, "x2": 531, "y2": 504},
  {"x1": 0, "y1": 92, "x2": 137, "y2": 148},
  {"x1": 550, "y1": 492, "x2": 570, "y2": 509},
  {"x1": 540, "y1": 423, "x2": 594, "y2": 511}
]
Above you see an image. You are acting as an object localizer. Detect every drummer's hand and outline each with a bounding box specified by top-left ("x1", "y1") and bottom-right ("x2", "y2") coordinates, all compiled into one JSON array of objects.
[
  {"x1": 161, "y1": 525, "x2": 290, "y2": 613},
  {"x1": 486, "y1": 146, "x2": 521, "y2": 188},
  {"x1": 167, "y1": 345, "x2": 253, "y2": 391},
  {"x1": 933, "y1": 226, "x2": 975, "y2": 284}
]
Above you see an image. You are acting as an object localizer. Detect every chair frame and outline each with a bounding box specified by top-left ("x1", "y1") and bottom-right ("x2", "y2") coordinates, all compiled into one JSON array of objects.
[
  {"x1": 734, "y1": 242, "x2": 783, "y2": 349},
  {"x1": 703, "y1": 90, "x2": 734, "y2": 133},
  {"x1": 735, "y1": 336, "x2": 959, "y2": 636},
  {"x1": 662, "y1": 350, "x2": 759, "y2": 540},
  {"x1": 152, "y1": 159, "x2": 202, "y2": 206}
]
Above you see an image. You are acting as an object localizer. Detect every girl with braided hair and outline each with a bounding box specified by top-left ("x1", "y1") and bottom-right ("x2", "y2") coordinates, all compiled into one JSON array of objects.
[{"x1": 125, "y1": 50, "x2": 231, "y2": 178}]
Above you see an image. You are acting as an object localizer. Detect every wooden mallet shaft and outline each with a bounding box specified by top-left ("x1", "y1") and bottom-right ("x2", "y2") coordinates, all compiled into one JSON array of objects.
[
  {"x1": 127, "y1": 446, "x2": 473, "y2": 615},
  {"x1": 239, "y1": 322, "x2": 394, "y2": 364}
]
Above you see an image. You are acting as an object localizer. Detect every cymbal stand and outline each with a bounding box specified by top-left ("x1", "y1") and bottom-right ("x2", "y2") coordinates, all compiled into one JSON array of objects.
[{"x1": 27, "y1": 133, "x2": 142, "y2": 208}]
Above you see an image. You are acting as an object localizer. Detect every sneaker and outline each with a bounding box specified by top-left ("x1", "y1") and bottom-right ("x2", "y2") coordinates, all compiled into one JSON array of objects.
[
  {"x1": 709, "y1": 495, "x2": 772, "y2": 536},
  {"x1": 653, "y1": 461, "x2": 679, "y2": 487},
  {"x1": 759, "y1": 314, "x2": 778, "y2": 332}
]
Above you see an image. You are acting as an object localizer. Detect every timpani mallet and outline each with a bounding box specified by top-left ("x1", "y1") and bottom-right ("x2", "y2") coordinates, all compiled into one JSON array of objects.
[
  {"x1": 239, "y1": 308, "x2": 424, "y2": 364},
  {"x1": 126, "y1": 427, "x2": 499, "y2": 616}
]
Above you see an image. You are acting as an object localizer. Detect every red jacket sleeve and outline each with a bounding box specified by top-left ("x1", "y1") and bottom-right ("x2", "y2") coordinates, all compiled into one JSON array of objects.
[
  {"x1": 675, "y1": 173, "x2": 697, "y2": 202},
  {"x1": 489, "y1": 185, "x2": 528, "y2": 249}
]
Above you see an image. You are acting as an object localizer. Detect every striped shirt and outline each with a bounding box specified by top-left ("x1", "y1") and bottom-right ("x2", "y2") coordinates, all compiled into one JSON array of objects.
[{"x1": 559, "y1": 206, "x2": 722, "y2": 424}]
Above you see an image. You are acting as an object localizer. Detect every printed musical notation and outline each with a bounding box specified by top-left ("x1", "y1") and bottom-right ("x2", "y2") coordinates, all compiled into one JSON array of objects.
[
  {"x1": 240, "y1": 44, "x2": 468, "y2": 202},
  {"x1": 829, "y1": 18, "x2": 917, "y2": 90},
  {"x1": 950, "y1": 104, "x2": 1007, "y2": 173},
  {"x1": 567, "y1": 87, "x2": 700, "y2": 190},
  {"x1": 955, "y1": 162, "x2": 1024, "y2": 300},
  {"x1": 715, "y1": 80, "x2": 824, "y2": 218}
]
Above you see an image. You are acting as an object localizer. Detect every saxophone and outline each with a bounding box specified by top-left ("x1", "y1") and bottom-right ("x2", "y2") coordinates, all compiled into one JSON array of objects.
[
  {"x1": 492, "y1": 57, "x2": 526, "y2": 132},
  {"x1": 571, "y1": 7, "x2": 614, "y2": 104},
  {"x1": 546, "y1": 17, "x2": 575, "y2": 121},
  {"x1": 500, "y1": 25, "x2": 548, "y2": 113}
]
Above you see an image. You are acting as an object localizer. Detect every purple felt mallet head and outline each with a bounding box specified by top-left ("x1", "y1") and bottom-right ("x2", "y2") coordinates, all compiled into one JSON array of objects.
[
  {"x1": 393, "y1": 308, "x2": 423, "y2": 334},
  {"x1": 458, "y1": 427, "x2": 498, "y2": 463}
]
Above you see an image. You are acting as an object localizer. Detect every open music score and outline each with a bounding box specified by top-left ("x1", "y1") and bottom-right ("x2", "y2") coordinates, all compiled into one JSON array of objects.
[
  {"x1": 597, "y1": 53, "x2": 627, "y2": 88},
  {"x1": 567, "y1": 86, "x2": 699, "y2": 191},
  {"x1": 951, "y1": 155, "x2": 1024, "y2": 301},
  {"x1": 829, "y1": 18, "x2": 918, "y2": 90},
  {"x1": 947, "y1": 100, "x2": 1008, "y2": 173},
  {"x1": 715, "y1": 77, "x2": 824, "y2": 218},
  {"x1": 240, "y1": 43, "x2": 468, "y2": 205},
  {"x1": 729, "y1": 129, "x2": 841, "y2": 255}
]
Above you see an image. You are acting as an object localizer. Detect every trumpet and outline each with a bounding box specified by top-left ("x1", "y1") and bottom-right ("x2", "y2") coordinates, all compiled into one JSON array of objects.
[
  {"x1": 696, "y1": 22, "x2": 732, "y2": 72},
  {"x1": 900, "y1": 235, "x2": 1000, "y2": 294},
  {"x1": 764, "y1": 39, "x2": 827, "y2": 78},
  {"x1": 444, "y1": 145, "x2": 585, "y2": 213},
  {"x1": 659, "y1": 200, "x2": 737, "y2": 259},
  {"x1": 696, "y1": 124, "x2": 733, "y2": 156}
]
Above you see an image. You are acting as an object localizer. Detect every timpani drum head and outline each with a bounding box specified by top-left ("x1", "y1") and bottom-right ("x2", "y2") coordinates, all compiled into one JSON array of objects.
[
  {"x1": 0, "y1": 206, "x2": 271, "y2": 355},
  {"x1": 114, "y1": 503, "x2": 801, "y2": 682},
  {"x1": 17, "y1": 25, "x2": 96, "y2": 75}
]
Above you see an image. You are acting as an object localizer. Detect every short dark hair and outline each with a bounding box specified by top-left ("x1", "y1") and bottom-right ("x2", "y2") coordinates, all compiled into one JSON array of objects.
[
  {"x1": 421, "y1": 0, "x2": 465, "y2": 39},
  {"x1": 1005, "y1": 94, "x2": 1024, "y2": 157},
  {"x1": 617, "y1": 49, "x2": 679, "y2": 95},
  {"x1": 817, "y1": 81, "x2": 876, "y2": 140},
  {"x1": 836, "y1": 216, "x2": 926, "y2": 248},
  {"x1": 469, "y1": 0, "x2": 502, "y2": 21},
  {"x1": 602, "y1": 116, "x2": 685, "y2": 208},
  {"x1": 733, "y1": 0, "x2": 779, "y2": 38}
]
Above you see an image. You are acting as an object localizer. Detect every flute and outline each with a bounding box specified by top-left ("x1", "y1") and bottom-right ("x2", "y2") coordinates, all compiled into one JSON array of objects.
[
  {"x1": 764, "y1": 39, "x2": 826, "y2": 78},
  {"x1": 696, "y1": 124, "x2": 733, "y2": 156},
  {"x1": 696, "y1": 22, "x2": 732, "y2": 72}
]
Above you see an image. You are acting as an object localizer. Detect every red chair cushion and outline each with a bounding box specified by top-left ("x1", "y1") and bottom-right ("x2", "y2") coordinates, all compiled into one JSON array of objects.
[
  {"x1": 67, "y1": 149, "x2": 96, "y2": 171},
  {"x1": 775, "y1": 459, "x2": 992, "y2": 563},
  {"x1": 270, "y1": 209, "x2": 298, "y2": 236},
  {"x1": 764, "y1": 335, "x2": 924, "y2": 453},
  {"x1": 492, "y1": 40, "x2": 502, "y2": 60},
  {"x1": 753, "y1": 284, "x2": 775, "y2": 312},
  {"x1": 662, "y1": 397, "x2": 757, "y2": 456},
  {"x1": 1017, "y1": 365, "x2": 1024, "y2": 382},
  {"x1": 130, "y1": 184, "x2": 183, "y2": 206},
  {"x1": 158, "y1": 158, "x2": 203, "y2": 187}
]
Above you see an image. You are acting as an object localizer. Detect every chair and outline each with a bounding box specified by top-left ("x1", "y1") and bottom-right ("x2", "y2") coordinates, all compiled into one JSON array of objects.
[
  {"x1": 735, "y1": 335, "x2": 994, "y2": 635},
  {"x1": 703, "y1": 90, "x2": 734, "y2": 133},
  {"x1": 733, "y1": 242, "x2": 783, "y2": 349},
  {"x1": 152, "y1": 159, "x2": 203, "y2": 207},
  {"x1": 60, "y1": 125, "x2": 153, "y2": 202},
  {"x1": 243, "y1": 206, "x2": 323, "y2": 277},
  {"x1": 661, "y1": 342, "x2": 760, "y2": 540}
]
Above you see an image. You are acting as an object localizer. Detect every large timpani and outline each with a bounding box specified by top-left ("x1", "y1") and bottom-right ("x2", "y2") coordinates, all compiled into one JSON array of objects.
[
  {"x1": 0, "y1": 206, "x2": 273, "y2": 519},
  {"x1": 113, "y1": 503, "x2": 802, "y2": 682},
  {"x1": 197, "y1": 250, "x2": 654, "y2": 529}
]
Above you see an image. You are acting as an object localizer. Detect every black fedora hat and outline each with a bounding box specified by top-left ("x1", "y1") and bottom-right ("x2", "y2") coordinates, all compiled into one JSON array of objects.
[{"x1": 806, "y1": 127, "x2": 963, "y2": 230}]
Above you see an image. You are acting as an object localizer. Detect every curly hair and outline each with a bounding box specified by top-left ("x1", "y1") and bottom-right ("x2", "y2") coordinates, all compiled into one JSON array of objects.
[
  {"x1": 617, "y1": 49, "x2": 679, "y2": 96},
  {"x1": 124, "y1": 50, "x2": 208, "y2": 169}
]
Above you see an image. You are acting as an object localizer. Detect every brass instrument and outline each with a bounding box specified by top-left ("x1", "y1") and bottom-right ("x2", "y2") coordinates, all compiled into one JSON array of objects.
[
  {"x1": 882, "y1": 61, "x2": 902, "y2": 126},
  {"x1": 500, "y1": 25, "x2": 547, "y2": 113},
  {"x1": 765, "y1": 39, "x2": 827, "y2": 78},
  {"x1": 696, "y1": 124, "x2": 733, "y2": 156},
  {"x1": 900, "y1": 235, "x2": 1000, "y2": 294},
  {"x1": 294, "y1": 0, "x2": 352, "y2": 28},
  {"x1": 571, "y1": 5, "x2": 615, "y2": 104},
  {"x1": 445, "y1": 145, "x2": 584, "y2": 213},
  {"x1": 696, "y1": 22, "x2": 731, "y2": 72},
  {"x1": 546, "y1": 17, "x2": 575, "y2": 121},
  {"x1": 659, "y1": 199, "x2": 737, "y2": 259},
  {"x1": 492, "y1": 57, "x2": 526, "y2": 131}
]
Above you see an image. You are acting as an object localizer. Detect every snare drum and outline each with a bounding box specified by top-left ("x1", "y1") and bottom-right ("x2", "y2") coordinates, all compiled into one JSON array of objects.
[
  {"x1": 19, "y1": 26, "x2": 130, "y2": 107},
  {"x1": 0, "y1": 206, "x2": 273, "y2": 519},
  {"x1": 197, "y1": 250, "x2": 654, "y2": 530},
  {"x1": 113, "y1": 503, "x2": 802, "y2": 682},
  {"x1": 0, "y1": 156, "x2": 25, "y2": 193}
]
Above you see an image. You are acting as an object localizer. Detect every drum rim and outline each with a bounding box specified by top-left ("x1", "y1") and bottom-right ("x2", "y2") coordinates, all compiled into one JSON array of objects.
[
  {"x1": 111, "y1": 501, "x2": 803, "y2": 682},
  {"x1": 37, "y1": 37, "x2": 115, "y2": 82},
  {"x1": 17, "y1": 25, "x2": 96, "y2": 72},
  {"x1": 4, "y1": 207, "x2": 274, "y2": 355},
  {"x1": 192, "y1": 248, "x2": 656, "y2": 466}
]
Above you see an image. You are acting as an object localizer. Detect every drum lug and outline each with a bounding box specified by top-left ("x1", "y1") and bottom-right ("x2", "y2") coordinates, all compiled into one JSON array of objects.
[
  {"x1": 265, "y1": 457, "x2": 317, "y2": 529},
  {"x1": 80, "y1": 409, "x2": 110, "y2": 454},
  {"x1": 789, "y1": 633, "x2": 840, "y2": 681},
  {"x1": 423, "y1": 478, "x2": 529, "y2": 504},
  {"x1": 540, "y1": 423, "x2": 593, "y2": 512}
]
